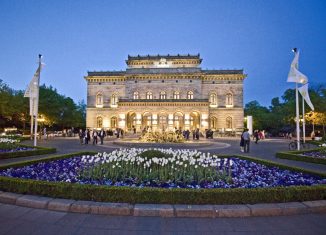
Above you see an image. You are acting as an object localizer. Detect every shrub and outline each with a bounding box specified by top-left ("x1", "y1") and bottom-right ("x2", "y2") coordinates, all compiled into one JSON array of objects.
[
  {"x1": 138, "y1": 149, "x2": 171, "y2": 159},
  {"x1": 276, "y1": 148, "x2": 326, "y2": 165},
  {"x1": 0, "y1": 144, "x2": 56, "y2": 160}
]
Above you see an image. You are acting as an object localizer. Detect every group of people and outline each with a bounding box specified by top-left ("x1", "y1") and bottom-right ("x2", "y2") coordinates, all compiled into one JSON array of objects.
[
  {"x1": 253, "y1": 130, "x2": 265, "y2": 144},
  {"x1": 178, "y1": 128, "x2": 201, "y2": 140},
  {"x1": 240, "y1": 129, "x2": 266, "y2": 152},
  {"x1": 78, "y1": 129, "x2": 106, "y2": 145}
]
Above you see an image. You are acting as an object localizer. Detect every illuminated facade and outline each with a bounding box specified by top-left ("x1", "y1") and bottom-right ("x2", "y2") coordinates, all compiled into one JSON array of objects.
[{"x1": 85, "y1": 54, "x2": 246, "y2": 133}]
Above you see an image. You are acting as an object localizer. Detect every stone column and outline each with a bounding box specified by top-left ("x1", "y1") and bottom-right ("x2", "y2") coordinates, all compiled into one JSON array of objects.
[
  {"x1": 152, "y1": 114, "x2": 158, "y2": 131},
  {"x1": 168, "y1": 113, "x2": 174, "y2": 131},
  {"x1": 201, "y1": 113, "x2": 209, "y2": 131},
  {"x1": 184, "y1": 113, "x2": 190, "y2": 130},
  {"x1": 118, "y1": 113, "x2": 126, "y2": 130},
  {"x1": 136, "y1": 113, "x2": 142, "y2": 132}
]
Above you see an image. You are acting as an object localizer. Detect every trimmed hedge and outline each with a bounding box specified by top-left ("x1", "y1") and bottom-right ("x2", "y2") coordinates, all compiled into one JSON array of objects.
[
  {"x1": 276, "y1": 148, "x2": 326, "y2": 165},
  {"x1": 0, "y1": 144, "x2": 56, "y2": 160},
  {"x1": 0, "y1": 151, "x2": 325, "y2": 204},
  {"x1": 307, "y1": 140, "x2": 325, "y2": 146}
]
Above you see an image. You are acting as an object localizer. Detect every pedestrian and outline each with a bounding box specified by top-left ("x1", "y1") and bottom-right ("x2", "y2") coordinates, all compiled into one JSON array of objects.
[
  {"x1": 242, "y1": 129, "x2": 250, "y2": 153},
  {"x1": 240, "y1": 130, "x2": 245, "y2": 152},
  {"x1": 85, "y1": 129, "x2": 90, "y2": 145},
  {"x1": 78, "y1": 129, "x2": 84, "y2": 145},
  {"x1": 132, "y1": 125, "x2": 136, "y2": 134},
  {"x1": 192, "y1": 130, "x2": 196, "y2": 140},
  {"x1": 254, "y1": 130, "x2": 259, "y2": 144},
  {"x1": 195, "y1": 128, "x2": 200, "y2": 140},
  {"x1": 92, "y1": 129, "x2": 98, "y2": 145},
  {"x1": 43, "y1": 127, "x2": 47, "y2": 140},
  {"x1": 185, "y1": 129, "x2": 190, "y2": 140},
  {"x1": 116, "y1": 128, "x2": 120, "y2": 138},
  {"x1": 99, "y1": 129, "x2": 105, "y2": 145}
]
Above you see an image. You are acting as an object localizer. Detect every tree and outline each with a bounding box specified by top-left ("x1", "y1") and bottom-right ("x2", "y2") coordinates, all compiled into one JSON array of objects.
[
  {"x1": 244, "y1": 101, "x2": 270, "y2": 131},
  {"x1": 0, "y1": 81, "x2": 86, "y2": 131}
]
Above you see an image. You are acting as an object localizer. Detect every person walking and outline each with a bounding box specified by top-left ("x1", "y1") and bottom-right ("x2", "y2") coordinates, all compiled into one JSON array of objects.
[
  {"x1": 242, "y1": 129, "x2": 250, "y2": 153},
  {"x1": 254, "y1": 130, "x2": 259, "y2": 144},
  {"x1": 99, "y1": 129, "x2": 105, "y2": 145},
  {"x1": 240, "y1": 130, "x2": 245, "y2": 152},
  {"x1": 78, "y1": 129, "x2": 84, "y2": 145},
  {"x1": 92, "y1": 129, "x2": 98, "y2": 145},
  {"x1": 195, "y1": 128, "x2": 200, "y2": 140},
  {"x1": 85, "y1": 129, "x2": 90, "y2": 145}
]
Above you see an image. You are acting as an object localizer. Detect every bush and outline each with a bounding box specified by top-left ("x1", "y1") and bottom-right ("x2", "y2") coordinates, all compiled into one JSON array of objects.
[
  {"x1": 276, "y1": 148, "x2": 326, "y2": 165},
  {"x1": 0, "y1": 152, "x2": 325, "y2": 204},
  {"x1": 138, "y1": 149, "x2": 172, "y2": 159},
  {"x1": 0, "y1": 144, "x2": 56, "y2": 160}
]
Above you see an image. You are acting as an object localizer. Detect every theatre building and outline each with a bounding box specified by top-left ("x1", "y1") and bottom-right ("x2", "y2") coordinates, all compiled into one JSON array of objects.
[{"x1": 85, "y1": 54, "x2": 246, "y2": 133}]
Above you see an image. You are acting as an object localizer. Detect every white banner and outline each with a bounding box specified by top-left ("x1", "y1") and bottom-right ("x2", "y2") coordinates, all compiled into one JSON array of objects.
[
  {"x1": 298, "y1": 83, "x2": 314, "y2": 110},
  {"x1": 287, "y1": 51, "x2": 308, "y2": 84},
  {"x1": 24, "y1": 66, "x2": 41, "y2": 98}
]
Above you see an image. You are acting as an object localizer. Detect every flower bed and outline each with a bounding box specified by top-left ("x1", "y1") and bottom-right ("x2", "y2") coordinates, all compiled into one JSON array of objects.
[
  {"x1": 276, "y1": 148, "x2": 326, "y2": 165},
  {"x1": 0, "y1": 150, "x2": 325, "y2": 204},
  {"x1": 0, "y1": 142, "x2": 56, "y2": 160},
  {"x1": 1, "y1": 148, "x2": 325, "y2": 189}
]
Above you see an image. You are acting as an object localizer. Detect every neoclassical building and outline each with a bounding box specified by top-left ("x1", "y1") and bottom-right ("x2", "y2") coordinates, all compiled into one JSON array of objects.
[{"x1": 85, "y1": 54, "x2": 246, "y2": 133}]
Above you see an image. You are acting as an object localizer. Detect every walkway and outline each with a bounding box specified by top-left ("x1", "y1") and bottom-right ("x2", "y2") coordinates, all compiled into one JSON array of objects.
[{"x1": 0, "y1": 202, "x2": 325, "y2": 235}]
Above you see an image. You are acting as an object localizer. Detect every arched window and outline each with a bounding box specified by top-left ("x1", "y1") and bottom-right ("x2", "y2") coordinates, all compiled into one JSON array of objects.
[
  {"x1": 226, "y1": 93, "x2": 233, "y2": 107},
  {"x1": 173, "y1": 91, "x2": 180, "y2": 99},
  {"x1": 187, "y1": 91, "x2": 194, "y2": 99},
  {"x1": 111, "y1": 116, "x2": 117, "y2": 128},
  {"x1": 173, "y1": 112, "x2": 184, "y2": 129},
  {"x1": 133, "y1": 92, "x2": 139, "y2": 99},
  {"x1": 226, "y1": 117, "x2": 232, "y2": 129},
  {"x1": 111, "y1": 94, "x2": 118, "y2": 107},
  {"x1": 210, "y1": 116, "x2": 217, "y2": 130},
  {"x1": 96, "y1": 116, "x2": 103, "y2": 128},
  {"x1": 210, "y1": 93, "x2": 217, "y2": 106},
  {"x1": 160, "y1": 91, "x2": 166, "y2": 99},
  {"x1": 96, "y1": 93, "x2": 103, "y2": 107},
  {"x1": 146, "y1": 91, "x2": 153, "y2": 99}
]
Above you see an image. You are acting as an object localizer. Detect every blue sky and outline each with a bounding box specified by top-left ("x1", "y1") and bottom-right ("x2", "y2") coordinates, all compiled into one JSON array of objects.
[{"x1": 0, "y1": 0, "x2": 325, "y2": 106}]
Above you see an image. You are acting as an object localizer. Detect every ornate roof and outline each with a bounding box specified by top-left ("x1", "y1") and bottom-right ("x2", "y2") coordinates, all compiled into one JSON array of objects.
[
  {"x1": 202, "y1": 69, "x2": 243, "y2": 75},
  {"x1": 87, "y1": 71, "x2": 125, "y2": 76},
  {"x1": 127, "y1": 53, "x2": 201, "y2": 60},
  {"x1": 126, "y1": 68, "x2": 201, "y2": 74}
]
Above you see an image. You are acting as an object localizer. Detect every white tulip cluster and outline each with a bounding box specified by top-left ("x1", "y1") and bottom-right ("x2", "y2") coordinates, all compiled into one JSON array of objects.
[
  {"x1": 0, "y1": 138, "x2": 18, "y2": 144},
  {"x1": 79, "y1": 148, "x2": 233, "y2": 184},
  {"x1": 81, "y1": 148, "x2": 233, "y2": 169}
]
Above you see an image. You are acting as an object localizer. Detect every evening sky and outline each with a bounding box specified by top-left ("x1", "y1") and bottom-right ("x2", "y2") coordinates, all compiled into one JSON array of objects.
[{"x1": 0, "y1": 0, "x2": 325, "y2": 106}]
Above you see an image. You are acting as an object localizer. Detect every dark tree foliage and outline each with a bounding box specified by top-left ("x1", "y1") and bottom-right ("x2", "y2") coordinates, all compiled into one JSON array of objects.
[
  {"x1": 0, "y1": 80, "x2": 85, "y2": 131},
  {"x1": 245, "y1": 84, "x2": 326, "y2": 136}
]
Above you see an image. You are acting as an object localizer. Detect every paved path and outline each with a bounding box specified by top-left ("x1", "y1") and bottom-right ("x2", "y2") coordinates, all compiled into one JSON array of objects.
[{"x1": 0, "y1": 203, "x2": 325, "y2": 235}]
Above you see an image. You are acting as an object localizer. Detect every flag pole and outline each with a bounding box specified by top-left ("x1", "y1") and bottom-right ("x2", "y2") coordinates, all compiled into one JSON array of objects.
[
  {"x1": 30, "y1": 103, "x2": 34, "y2": 140},
  {"x1": 295, "y1": 81, "x2": 300, "y2": 150},
  {"x1": 302, "y1": 96, "x2": 306, "y2": 143},
  {"x1": 33, "y1": 54, "x2": 42, "y2": 146},
  {"x1": 292, "y1": 48, "x2": 300, "y2": 150}
]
